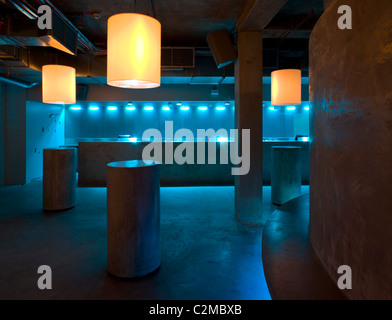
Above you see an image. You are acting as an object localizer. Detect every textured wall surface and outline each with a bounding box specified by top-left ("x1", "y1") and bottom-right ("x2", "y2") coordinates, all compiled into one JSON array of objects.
[
  {"x1": 4, "y1": 85, "x2": 27, "y2": 185},
  {"x1": 26, "y1": 102, "x2": 65, "y2": 183},
  {"x1": 309, "y1": 0, "x2": 392, "y2": 299}
]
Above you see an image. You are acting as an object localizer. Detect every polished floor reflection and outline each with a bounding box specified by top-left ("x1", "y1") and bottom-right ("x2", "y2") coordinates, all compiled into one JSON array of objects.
[{"x1": 0, "y1": 182, "x2": 308, "y2": 300}]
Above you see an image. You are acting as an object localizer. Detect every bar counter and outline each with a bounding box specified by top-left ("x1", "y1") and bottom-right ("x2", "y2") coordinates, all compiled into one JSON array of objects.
[{"x1": 73, "y1": 140, "x2": 309, "y2": 187}]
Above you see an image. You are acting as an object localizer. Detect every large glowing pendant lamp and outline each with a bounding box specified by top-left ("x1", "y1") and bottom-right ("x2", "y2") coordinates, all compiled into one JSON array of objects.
[
  {"x1": 271, "y1": 69, "x2": 301, "y2": 106},
  {"x1": 42, "y1": 65, "x2": 76, "y2": 104},
  {"x1": 107, "y1": 13, "x2": 161, "y2": 89}
]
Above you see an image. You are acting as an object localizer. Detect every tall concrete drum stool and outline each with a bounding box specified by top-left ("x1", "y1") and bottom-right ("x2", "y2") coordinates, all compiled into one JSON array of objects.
[
  {"x1": 271, "y1": 146, "x2": 302, "y2": 206},
  {"x1": 107, "y1": 160, "x2": 160, "y2": 278},
  {"x1": 43, "y1": 148, "x2": 76, "y2": 211}
]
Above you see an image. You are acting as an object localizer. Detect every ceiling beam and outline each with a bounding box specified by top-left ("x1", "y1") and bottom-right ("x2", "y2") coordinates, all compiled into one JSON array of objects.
[
  {"x1": 263, "y1": 29, "x2": 312, "y2": 39},
  {"x1": 236, "y1": 0, "x2": 288, "y2": 30}
]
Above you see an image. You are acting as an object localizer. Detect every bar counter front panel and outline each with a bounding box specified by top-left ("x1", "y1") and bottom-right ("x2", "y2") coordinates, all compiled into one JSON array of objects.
[{"x1": 77, "y1": 141, "x2": 309, "y2": 187}]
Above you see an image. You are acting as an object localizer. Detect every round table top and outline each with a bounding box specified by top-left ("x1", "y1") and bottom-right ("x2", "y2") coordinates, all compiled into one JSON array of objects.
[{"x1": 107, "y1": 160, "x2": 160, "y2": 168}]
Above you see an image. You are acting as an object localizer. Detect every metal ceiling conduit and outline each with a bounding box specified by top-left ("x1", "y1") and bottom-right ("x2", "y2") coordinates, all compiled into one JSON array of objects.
[
  {"x1": 0, "y1": 75, "x2": 38, "y2": 88},
  {"x1": 37, "y1": 0, "x2": 99, "y2": 54},
  {"x1": 6, "y1": 0, "x2": 100, "y2": 54},
  {"x1": 7, "y1": 0, "x2": 39, "y2": 19}
]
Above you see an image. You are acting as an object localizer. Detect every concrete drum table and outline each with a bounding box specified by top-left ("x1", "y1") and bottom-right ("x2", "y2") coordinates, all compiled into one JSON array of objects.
[
  {"x1": 106, "y1": 160, "x2": 161, "y2": 278},
  {"x1": 271, "y1": 146, "x2": 302, "y2": 206},
  {"x1": 43, "y1": 148, "x2": 76, "y2": 211}
]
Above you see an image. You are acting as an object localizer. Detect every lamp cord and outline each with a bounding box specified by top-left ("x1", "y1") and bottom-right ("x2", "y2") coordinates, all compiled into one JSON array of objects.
[
  {"x1": 129, "y1": 0, "x2": 136, "y2": 12},
  {"x1": 149, "y1": 0, "x2": 156, "y2": 18},
  {"x1": 129, "y1": 0, "x2": 155, "y2": 18}
]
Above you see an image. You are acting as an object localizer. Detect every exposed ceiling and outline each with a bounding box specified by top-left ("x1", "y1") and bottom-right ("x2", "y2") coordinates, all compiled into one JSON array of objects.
[
  {"x1": 48, "y1": 0, "x2": 324, "y2": 47},
  {"x1": 1, "y1": 0, "x2": 325, "y2": 47},
  {"x1": 51, "y1": 0, "x2": 249, "y2": 47},
  {"x1": 0, "y1": 0, "x2": 325, "y2": 84}
]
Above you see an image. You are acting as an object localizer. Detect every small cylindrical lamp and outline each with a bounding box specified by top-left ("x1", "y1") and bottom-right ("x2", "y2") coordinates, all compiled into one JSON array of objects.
[
  {"x1": 107, "y1": 13, "x2": 161, "y2": 89},
  {"x1": 42, "y1": 65, "x2": 76, "y2": 104},
  {"x1": 271, "y1": 69, "x2": 301, "y2": 106}
]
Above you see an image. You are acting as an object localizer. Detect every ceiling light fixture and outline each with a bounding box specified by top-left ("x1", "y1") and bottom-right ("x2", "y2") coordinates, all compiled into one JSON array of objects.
[
  {"x1": 107, "y1": 13, "x2": 161, "y2": 89},
  {"x1": 42, "y1": 65, "x2": 76, "y2": 104},
  {"x1": 271, "y1": 69, "x2": 301, "y2": 106}
]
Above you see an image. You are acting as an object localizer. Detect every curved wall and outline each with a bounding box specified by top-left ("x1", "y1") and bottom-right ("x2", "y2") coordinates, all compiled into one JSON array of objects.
[{"x1": 309, "y1": 0, "x2": 392, "y2": 299}]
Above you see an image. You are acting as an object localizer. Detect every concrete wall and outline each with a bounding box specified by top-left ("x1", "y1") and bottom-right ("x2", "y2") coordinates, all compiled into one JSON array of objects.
[
  {"x1": 26, "y1": 102, "x2": 65, "y2": 183},
  {"x1": 3, "y1": 85, "x2": 27, "y2": 185},
  {"x1": 1, "y1": 87, "x2": 66, "y2": 185},
  {"x1": 309, "y1": 0, "x2": 392, "y2": 299}
]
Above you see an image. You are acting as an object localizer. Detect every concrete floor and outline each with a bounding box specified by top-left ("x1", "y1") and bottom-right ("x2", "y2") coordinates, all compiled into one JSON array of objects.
[
  {"x1": 0, "y1": 182, "x2": 308, "y2": 300},
  {"x1": 263, "y1": 194, "x2": 346, "y2": 300}
]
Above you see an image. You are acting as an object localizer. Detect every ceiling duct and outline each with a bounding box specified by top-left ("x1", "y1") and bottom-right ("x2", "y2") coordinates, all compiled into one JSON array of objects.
[
  {"x1": 162, "y1": 47, "x2": 195, "y2": 68},
  {"x1": 0, "y1": 44, "x2": 29, "y2": 66},
  {"x1": 1, "y1": 0, "x2": 99, "y2": 55},
  {"x1": 0, "y1": 14, "x2": 77, "y2": 55}
]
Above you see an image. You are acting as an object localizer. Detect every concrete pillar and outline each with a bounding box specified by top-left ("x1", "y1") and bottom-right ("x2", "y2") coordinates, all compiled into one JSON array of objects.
[
  {"x1": 271, "y1": 146, "x2": 301, "y2": 205},
  {"x1": 234, "y1": 30, "x2": 263, "y2": 223},
  {"x1": 43, "y1": 148, "x2": 76, "y2": 211},
  {"x1": 107, "y1": 160, "x2": 160, "y2": 278},
  {"x1": 309, "y1": 0, "x2": 392, "y2": 300}
]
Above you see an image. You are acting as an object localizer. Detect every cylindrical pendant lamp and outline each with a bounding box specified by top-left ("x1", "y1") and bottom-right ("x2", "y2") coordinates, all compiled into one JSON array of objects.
[
  {"x1": 42, "y1": 65, "x2": 76, "y2": 104},
  {"x1": 271, "y1": 69, "x2": 301, "y2": 106},
  {"x1": 107, "y1": 13, "x2": 161, "y2": 89}
]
